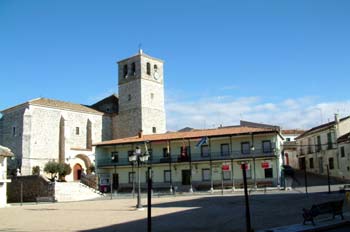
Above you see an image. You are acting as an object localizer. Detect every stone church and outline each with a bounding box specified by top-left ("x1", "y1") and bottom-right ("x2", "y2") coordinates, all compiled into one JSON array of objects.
[{"x1": 0, "y1": 50, "x2": 166, "y2": 181}]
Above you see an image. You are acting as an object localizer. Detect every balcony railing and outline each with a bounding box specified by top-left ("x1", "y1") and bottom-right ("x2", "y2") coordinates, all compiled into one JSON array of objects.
[{"x1": 96, "y1": 149, "x2": 276, "y2": 167}]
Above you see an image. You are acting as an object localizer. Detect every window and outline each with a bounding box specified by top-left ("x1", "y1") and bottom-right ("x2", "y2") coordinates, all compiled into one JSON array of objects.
[
  {"x1": 111, "y1": 152, "x2": 118, "y2": 163},
  {"x1": 201, "y1": 145, "x2": 209, "y2": 157},
  {"x1": 317, "y1": 136, "x2": 322, "y2": 151},
  {"x1": 286, "y1": 138, "x2": 291, "y2": 142},
  {"x1": 152, "y1": 127, "x2": 156, "y2": 133},
  {"x1": 75, "y1": 127, "x2": 80, "y2": 135},
  {"x1": 164, "y1": 170, "x2": 171, "y2": 183},
  {"x1": 128, "y1": 94, "x2": 131, "y2": 101},
  {"x1": 308, "y1": 138, "x2": 313, "y2": 154},
  {"x1": 146, "y1": 62, "x2": 151, "y2": 75},
  {"x1": 123, "y1": 64, "x2": 128, "y2": 78},
  {"x1": 262, "y1": 140, "x2": 272, "y2": 153},
  {"x1": 264, "y1": 168, "x2": 273, "y2": 178},
  {"x1": 241, "y1": 142, "x2": 250, "y2": 154},
  {"x1": 221, "y1": 144, "x2": 230, "y2": 156},
  {"x1": 180, "y1": 146, "x2": 190, "y2": 157},
  {"x1": 12, "y1": 126, "x2": 16, "y2": 136},
  {"x1": 128, "y1": 172, "x2": 135, "y2": 183},
  {"x1": 309, "y1": 158, "x2": 314, "y2": 169},
  {"x1": 327, "y1": 132, "x2": 333, "y2": 149},
  {"x1": 223, "y1": 171, "x2": 231, "y2": 180},
  {"x1": 329, "y1": 158, "x2": 334, "y2": 170},
  {"x1": 341, "y1": 146, "x2": 345, "y2": 158},
  {"x1": 163, "y1": 147, "x2": 169, "y2": 157},
  {"x1": 150, "y1": 93, "x2": 154, "y2": 99},
  {"x1": 131, "y1": 62, "x2": 136, "y2": 75},
  {"x1": 202, "y1": 169, "x2": 210, "y2": 181},
  {"x1": 154, "y1": 64, "x2": 158, "y2": 71}
]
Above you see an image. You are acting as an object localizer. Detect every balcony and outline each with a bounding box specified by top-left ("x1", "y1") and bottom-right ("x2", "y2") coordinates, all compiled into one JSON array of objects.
[
  {"x1": 96, "y1": 149, "x2": 277, "y2": 168},
  {"x1": 316, "y1": 145, "x2": 322, "y2": 152},
  {"x1": 307, "y1": 146, "x2": 313, "y2": 154}
]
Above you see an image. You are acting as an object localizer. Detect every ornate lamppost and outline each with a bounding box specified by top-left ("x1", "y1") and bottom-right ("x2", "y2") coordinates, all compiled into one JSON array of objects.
[{"x1": 128, "y1": 145, "x2": 149, "y2": 209}]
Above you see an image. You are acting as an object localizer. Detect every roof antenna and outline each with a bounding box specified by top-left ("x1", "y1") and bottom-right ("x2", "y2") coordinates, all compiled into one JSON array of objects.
[{"x1": 138, "y1": 43, "x2": 143, "y2": 54}]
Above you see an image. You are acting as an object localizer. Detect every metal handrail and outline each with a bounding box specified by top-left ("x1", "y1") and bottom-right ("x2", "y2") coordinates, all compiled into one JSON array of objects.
[{"x1": 96, "y1": 149, "x2": 276, "y2": 167}]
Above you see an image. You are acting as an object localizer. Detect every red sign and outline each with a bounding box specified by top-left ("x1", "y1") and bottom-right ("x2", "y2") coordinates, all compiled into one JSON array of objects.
[
  {"x1": 241, "y1": 163, "x2": 250, "y2": 170},
  {"x1": 261, "y1": 162, "x2": 270, "y2": 169},
  {"x1": 222, "y1": 164, "x2": 230, "y2": 171}
]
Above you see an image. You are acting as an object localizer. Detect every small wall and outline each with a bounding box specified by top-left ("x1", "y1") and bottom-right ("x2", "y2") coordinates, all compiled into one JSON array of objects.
[{"x1": 7, "y1": 175, "x2": 55, "y2": 203}]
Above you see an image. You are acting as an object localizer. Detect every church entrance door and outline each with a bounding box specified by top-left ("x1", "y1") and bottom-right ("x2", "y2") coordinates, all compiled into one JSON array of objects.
[{"x1": 73, "y1": 164, "x2": 83, "y2": 181}]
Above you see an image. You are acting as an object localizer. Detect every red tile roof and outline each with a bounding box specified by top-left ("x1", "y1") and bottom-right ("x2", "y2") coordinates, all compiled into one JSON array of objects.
[
  {"x1": 282, "y1": 129, "x2": 305, "y2": 135},
  {"x1": 94, "y1": 126, "x2": 280, "y2": 146}
]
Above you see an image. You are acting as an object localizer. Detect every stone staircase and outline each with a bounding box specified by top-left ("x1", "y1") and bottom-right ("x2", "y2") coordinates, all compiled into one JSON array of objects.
[{"x1": 55, "y1": 181, "x2": 104, "y2": 202}]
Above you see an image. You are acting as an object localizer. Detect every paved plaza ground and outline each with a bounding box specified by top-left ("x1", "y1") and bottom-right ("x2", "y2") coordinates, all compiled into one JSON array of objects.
[{"x1": 1, "y1": 171, "x2": 350, "y2": 232}]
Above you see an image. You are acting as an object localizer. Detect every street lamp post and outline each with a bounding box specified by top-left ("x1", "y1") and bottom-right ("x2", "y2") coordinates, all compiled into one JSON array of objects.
[{"x1": 128, "y1": 145, "x2": 149, "y2": 210}]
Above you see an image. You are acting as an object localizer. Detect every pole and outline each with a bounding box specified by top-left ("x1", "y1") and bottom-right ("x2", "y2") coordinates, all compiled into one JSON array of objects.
[
  {"x1": 147, "y1": 167, "x2": 152, "y2": 232},
  {"x1": 132, "y1": 163, "x2": 135, "y2": 198},
  {"x1": 242, "y1": 164, "x2": 252, "y2": 232},
  {"x1": 114, "y1": 165, "x2": 117, "y2": 195},
  {"x1": 304, "y1": 166, "x2": 308, "y2": 197},
  {"x1": 188, "y1": 139, "x2": 193, "y2": 193},
  {"x1": 137, "y1": 160, "x2": 142, "y2": 209},
  {"x1": 209, "y1": 137, "x2": 214, "y2": 193},
  {"x1": 231, "y1": 158, "x2": 235, "y2": 191},
  {"x1": 327, "y1": 164, "x2": 331, "y2": 194},
  {"x1": 110, "y1": 174, "x2": 113, "y2": 200},
  {"x1": 221, "y1": 166, "x2": 224, "y2": 195},
  {"x1": 20, "y1": 181, "x2": 23, "y2": 206},
  {"x1": 253, "y1": 158, "x2": 257, "y2": 189}
]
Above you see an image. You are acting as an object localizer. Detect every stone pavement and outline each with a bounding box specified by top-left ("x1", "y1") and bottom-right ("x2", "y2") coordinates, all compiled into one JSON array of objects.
[{"x1": 1, "y1": 187, "x2": 350, "y2": 232}]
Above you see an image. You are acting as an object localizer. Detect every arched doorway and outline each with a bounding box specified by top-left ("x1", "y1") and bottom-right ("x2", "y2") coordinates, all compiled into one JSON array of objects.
[
  {"x1": 73, "y1": 163, "x2": 83, "y2": 181},
  {"x1": 75, "y1": 154, "x2": 92, "y2": 174}
]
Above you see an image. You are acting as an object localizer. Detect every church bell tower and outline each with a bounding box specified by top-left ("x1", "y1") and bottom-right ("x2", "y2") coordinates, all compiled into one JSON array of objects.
[{"x1": 115, "y1": 50, "x2": 166, "y2": 138}]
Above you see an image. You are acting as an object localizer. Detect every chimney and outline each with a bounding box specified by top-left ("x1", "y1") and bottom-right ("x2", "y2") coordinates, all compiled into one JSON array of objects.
[
  {"x1": 335, "y1": 114, "x2": 340, "y2": 124},
  {"x1": 138, "y1": 130, "x2": 143, "y2": 138}
]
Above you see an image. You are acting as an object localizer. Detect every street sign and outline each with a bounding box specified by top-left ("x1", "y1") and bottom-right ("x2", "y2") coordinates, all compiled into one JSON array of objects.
[
  {"x1": 222, "y1": 163, "x2": 231, "y2": 171},
  {"x1": 261, "y1": 161, "x2": 271, "y2": 169}
]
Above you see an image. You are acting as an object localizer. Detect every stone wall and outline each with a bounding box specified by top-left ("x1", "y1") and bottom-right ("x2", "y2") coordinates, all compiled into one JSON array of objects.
[
  {"x1": 116, "y1": 53, "x2": 166, "y2": 138},
  {"x1": 0, "y1": 105, "x2": 27, "y2": 174},
  {"x1": 7, "y1": 175, "x2": 55, "y2": 203},
  {"x1": 26, "y1": 105, "x2": 104, "y2": 175}
]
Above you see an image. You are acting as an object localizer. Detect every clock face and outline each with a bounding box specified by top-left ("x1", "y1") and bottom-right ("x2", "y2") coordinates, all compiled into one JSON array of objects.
[{"x1": 153, "y1": 71, "x2": 160, "y2": 80}]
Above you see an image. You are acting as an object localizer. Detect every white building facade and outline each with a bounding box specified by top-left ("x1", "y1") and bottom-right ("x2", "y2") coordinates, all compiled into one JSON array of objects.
[
  {"x1": 94, "y1": 125, "x2": 284, "y2": 192},
  {"x1": 0, "y1": 51, "x2": 168, "y2": 181},
  {"x1": 295, "y1": 114, "x2": 350, "y2": 179},
  {"x1": 281, "y1": 130, "x2": 304, "y2": 169},
  {"x1": 0, "y1": 98, "x2": 112, "y2": 181},
  {"x1": 0, "y1": 146, "x2": 13, "y2": 207}
]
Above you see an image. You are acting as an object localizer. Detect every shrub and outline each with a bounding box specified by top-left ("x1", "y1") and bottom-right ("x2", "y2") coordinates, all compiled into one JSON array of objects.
[
  {"x1": 44, "y1": 161, "x2": 60, "y2": 181},
  {"x1": 58, "y1": 163, "x2": 72, "y2": 181},
  {"x1": 32, "y1": 166, "x2": 40, "y2": 175}
]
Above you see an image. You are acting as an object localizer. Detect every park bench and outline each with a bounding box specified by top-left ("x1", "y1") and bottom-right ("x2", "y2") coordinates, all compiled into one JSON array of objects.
[
  {"x1": 36, "y1": 196, "x2": 55, "y2": 203},
  {"x1": 302, "y1": 200, "x2": 344, "y2": 225}
]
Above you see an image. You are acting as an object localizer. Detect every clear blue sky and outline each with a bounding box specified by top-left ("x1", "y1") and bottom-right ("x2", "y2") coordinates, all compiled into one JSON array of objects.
[{"x1": 1, "y1": 0, "x2": 350, "y2": 130}]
